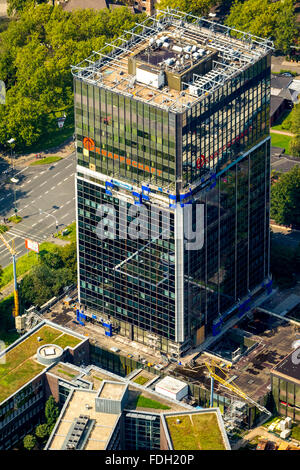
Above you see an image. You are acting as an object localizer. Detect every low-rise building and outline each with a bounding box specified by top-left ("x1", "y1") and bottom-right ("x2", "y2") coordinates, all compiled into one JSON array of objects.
[
  {"x1": 0, "y1": 321, "x2": 88, "y2": 450},
  {"x1": 270, "y1": 350, "x2": 300, "y2": 423}
]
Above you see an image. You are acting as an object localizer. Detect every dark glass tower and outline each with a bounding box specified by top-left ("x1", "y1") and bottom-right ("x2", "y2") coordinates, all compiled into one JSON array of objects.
[{"x1": 73, "y1": 10, "x2": 273, "y2": 357}]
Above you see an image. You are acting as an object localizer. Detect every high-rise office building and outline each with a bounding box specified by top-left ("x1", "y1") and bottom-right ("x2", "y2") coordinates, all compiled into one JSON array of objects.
[{"x1": 72, "y1": 10, "x2": 273, "y2": 357}]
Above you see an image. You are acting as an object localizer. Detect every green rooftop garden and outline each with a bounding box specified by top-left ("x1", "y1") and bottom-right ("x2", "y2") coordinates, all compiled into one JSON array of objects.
[
  {"x1": 0, "y1": 325, "x2": 82, "y2": 403},
  {"x1": 133, "y1": 375, "x2": 149, "y2": 386},
  {"x1": 166, "y1": 413, "x2": 226, "y2": 450},
  {"x1": 135, "y1": 395, "x2": 171, "y2": 410}
]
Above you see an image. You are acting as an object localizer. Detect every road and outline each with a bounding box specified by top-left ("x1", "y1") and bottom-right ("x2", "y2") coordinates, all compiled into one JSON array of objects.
[{"x1": 0, "y1": 153, "x2": 76, "y2": 267}]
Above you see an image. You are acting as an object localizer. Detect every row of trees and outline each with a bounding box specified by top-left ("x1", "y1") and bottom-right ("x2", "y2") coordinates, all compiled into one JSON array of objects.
[
  {"x1": 0, "y1": 5, "x2": 141, "y2": 149},
  {"x1": 23, "y1": 396, "x2": 60, "y2": 450}
]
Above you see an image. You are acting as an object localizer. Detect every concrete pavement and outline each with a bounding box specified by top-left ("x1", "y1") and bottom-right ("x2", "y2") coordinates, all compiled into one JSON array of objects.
[{"x1": 0, "y1": 153, "x2": 76, "y2": 267}]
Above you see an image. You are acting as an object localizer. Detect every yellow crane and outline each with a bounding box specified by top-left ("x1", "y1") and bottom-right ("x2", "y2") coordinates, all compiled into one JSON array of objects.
[
  {"x1": 0, "y1": 232, "x2": 19, "y2": 317},
  {"x1": 204, "y1": 359, "x2": 271, "y2": 416}
]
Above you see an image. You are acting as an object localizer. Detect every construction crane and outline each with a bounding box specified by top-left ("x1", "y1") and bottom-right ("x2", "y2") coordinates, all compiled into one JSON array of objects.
[
  {"x1": 204, "y1": 359, "x2": 271, "y2": 416},
  {"x1": 0, "y1": 233, "x2": 19, "y2": 317}
]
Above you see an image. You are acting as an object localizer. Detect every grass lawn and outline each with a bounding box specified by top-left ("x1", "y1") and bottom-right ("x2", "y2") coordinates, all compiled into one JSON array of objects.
[
  {"x1": 53, "y1": 334, "x2": 81, "y2": 349},
  {"x1": 270, "y1": 132, "x2": 292, "y2": 153},
  {"x1": 0, "y1": 325, "x2": 82, "y2": 402},
  {"x1": 57, "y1": 368, "x2": 76, "y2": 379},
  {"x1": 271, "y1": 109, "x2": 293, "y2": 131},
  {"x1": 133, "y1": 375, "x2": 149, "y2": 386},
  {"x1": 30, "y1": 156, "x2": 62, "y2": 166},
  {"x1": 166, "y1": 413, "x2": 226, "y2": 450},
  {"x1": 56, "y1": 221, "x2": 76, "y2": 243},
  {"x1": 0, "y1": 241, "x2": 58, "y2": 290},
  {"x1": 291, "y1": 425, "x2": 300, "y2": 441},
  {"x1": 135, "y1": 395, "x2": 171, "y2": 410}
]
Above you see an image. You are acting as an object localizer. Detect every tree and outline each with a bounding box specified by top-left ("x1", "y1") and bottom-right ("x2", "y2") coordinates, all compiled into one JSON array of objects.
[
  {"x1": 35, "y1": 423, "x2": 50, "y2": 442},
  {"x1": 225, "y1": 0, "x2": 297, "y2": 55},
  {"x1": 0, "y1": 5, "x2": 140, "y2": 149},
  {"x1": 23, "y1": 434, "x2": 37, "y2": 450},
  {"x1": 270, "y1": 166, "x2": 300, "y2": 227},
  {"x1": 290, "y1": 103, "x2": 300, "y2": 136},
  {"x1": 45, "y1": 395, "x2": 60, "y2": 430},
  {"x1": 7, "y1": 0, "x2": 47, "y2": 16},
  {"x1": 289, "y1": 136, "x2": 300, "y2": 158},
  {"x1": 158, "y1": 0, "x2": 215, "y2": 16}
]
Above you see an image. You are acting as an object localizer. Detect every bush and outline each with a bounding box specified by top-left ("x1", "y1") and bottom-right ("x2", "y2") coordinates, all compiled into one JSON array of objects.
[
  {"x1": 23, "y1": 434, "x2": 37, "y2": 450},
  {"x1": 35, "y1": 423, "x2": 50, "y2": 442},
  {"x1": 45, "y1": 396, "x2": 60, "y2": 428}
]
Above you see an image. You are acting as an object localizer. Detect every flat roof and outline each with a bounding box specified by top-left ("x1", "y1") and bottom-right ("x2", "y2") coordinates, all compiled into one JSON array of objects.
[
  {"x1": 165, "y1": 411, "x2": 227, "y2": 450},
  {"x1": 98, "y1": 382, "x2": 126, "y2": 400},
  {"x1": 271, "y1": 350, "x2": 300, "y2": 384},
  {"x1": 156, "y1": 376, "x2": 187, "y2": 394},
  {"x1": 72, "y1": 9, "x2": 273, "y2": 113},
  {"x1": 48, "y1": 389, "x2": 120, "y2": 450},
  {"x1": 171, "y1": 311, "x2": 297, "y2": 402},
  {"x1": 0, "y1": 323, "x2": 84, "y2": 404}
]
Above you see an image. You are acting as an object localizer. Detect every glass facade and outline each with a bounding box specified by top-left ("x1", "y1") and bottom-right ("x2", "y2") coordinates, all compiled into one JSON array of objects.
[
  {"x1": 271, "y1": 374, "x2": 300, "y2": 423},
  {"x1": 185, "y1": 140, "x2": 270, "y2": 342},
  {"x1": 77, "y1": 177, "x2": 176, "y2": 343},
  {"x1": 181, "y1": 56, "x2": 270, "y2": 186},
  {"x1": 75, "y1": 50, "x2": 271, "y2": 353},
  {"x1": 124, "y1": 413, "x2": 161, "y2": 450},
  {"x1": 75, "y1": 82, "x2": 177, "y2": 190}
]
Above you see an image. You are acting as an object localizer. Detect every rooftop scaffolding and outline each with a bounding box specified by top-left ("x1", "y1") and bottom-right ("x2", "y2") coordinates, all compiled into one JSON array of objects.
[{"x1": 72, "y1": 8, "x2": 274, "y2": 112}]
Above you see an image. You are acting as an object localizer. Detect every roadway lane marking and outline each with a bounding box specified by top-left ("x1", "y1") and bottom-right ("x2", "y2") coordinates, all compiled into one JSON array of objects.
[
  {"x1": 40, "y1": 181, "x2": 46, "y2": 187},
  {"x1": 51, "y1": 186, "x2": 56, "y2": 190},
  {"x1": 27, "y1": 179, "x2": 31, "y2": 183},
  {"x1": 34, "y1": 175, "x2": 38, "y2": 179},
  {"x1": 64, "y1": 178, "x2": 68, "y2": 182},
  {"x1": 62, "y1": 213, "x2": 69, "y2": 219},
  {"x1": 66, "y1": 200, "x2": 71, "y2": 205},
  {"x1": 45, "y1": 191, "x2": 49, "y2": 194},
  {"x1": 57, "y1": 182, "x2": 62, "y2": 186}
]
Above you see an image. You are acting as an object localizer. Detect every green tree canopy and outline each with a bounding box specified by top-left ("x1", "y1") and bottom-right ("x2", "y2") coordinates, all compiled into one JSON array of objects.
[
  {"x1": 157, "y1": 0, "x2": 216, "y2": 16},
  {"x1": 0, "y1": 5, "x2": 142, "y2": 149},
  {"x1": 225, "y1": 0, "x2": 297, "y2": 54},
  {"x1": 270, "y1": 166, "x2": 300, "y2": 226},
  {"x1": 23, "y1": 434, "x2": 37, "y2": 450},
  {"x1": 35, "y1": 423, "x2": 50, "y2": 442},
  {"x1": 45, "y1": 395, "x2": 60, "y2": 430}
]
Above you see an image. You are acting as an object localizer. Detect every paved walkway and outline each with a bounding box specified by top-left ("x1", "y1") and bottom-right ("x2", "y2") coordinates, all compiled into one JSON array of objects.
[
  {"x1": 0, "y1": 0, "x2": 7, "y2": 17},
  {"x1": 271, "y1": 129, "x2": 295, "y2": 137}
]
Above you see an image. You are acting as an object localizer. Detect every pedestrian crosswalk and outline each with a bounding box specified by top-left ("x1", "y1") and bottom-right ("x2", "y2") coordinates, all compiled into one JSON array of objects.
[{"x1": 6, "y1": 227, "x2": 46, "y2": 243}]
